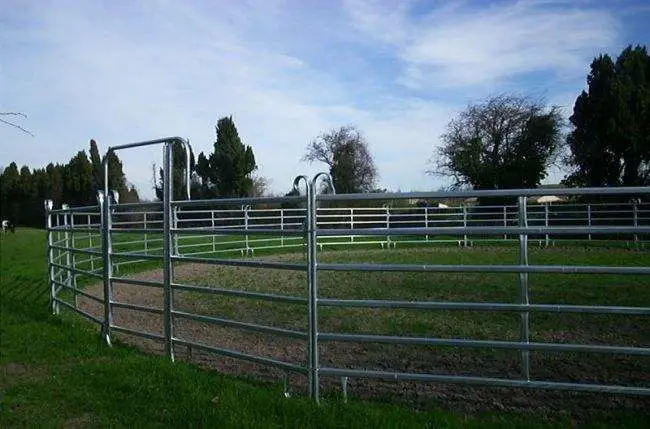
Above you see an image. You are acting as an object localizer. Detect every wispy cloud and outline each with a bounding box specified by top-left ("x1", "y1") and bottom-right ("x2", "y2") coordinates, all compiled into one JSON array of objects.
[
  {"x1": 344, "y1": 0, "x2": 620, "y2": 90},
  {"x1": 1, "y1": 0, "x2": 642, "y2": 199}
]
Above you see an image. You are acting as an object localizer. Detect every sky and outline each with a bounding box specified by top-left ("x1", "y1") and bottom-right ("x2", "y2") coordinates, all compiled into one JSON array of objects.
[{"x1": 1, "y1": 0, "x2": 649, "y2": 200}]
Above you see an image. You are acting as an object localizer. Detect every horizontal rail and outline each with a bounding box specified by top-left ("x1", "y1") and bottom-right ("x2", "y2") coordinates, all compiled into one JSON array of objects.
[
  {"x1": 111, "y1": 325, "x2": 165, "y2": 342},
  {"x1": 317, "y1": 186, "x2": 650, "y2": 201},
  {"x1": 50, "y1": 244, "x2": 102, "y2": 256},
  {"x1": 54, "y1": 298, "x2": 104, "y2": 325},
  {"x1": 111, "y1": 277, "x2": 163, "y2": 288},
  {"x1": 50, "y1": 262, "x2": 103, "y2": 279},
  {"x1": 111, "y1": 252, "x2": 164, "y2": 261},
  {"x1": 318, "y1": 333, "x2": 650, "y2": 356},
  {"x1": 316, "y1": 226, "x2": 650, "y2": 236},
  {"x1": 52, "y1": 280, "x2": 104, "y2": 304},
  {"x1": 172, "y1": 310, "x2": 307, "y2": 339},
  {"x1": 112, "y1": 301, "x2": 164, "y2": 315},
  {"x1": 172, "y1": 255, "x2": 306, "y2": 271},
  {"x1": 171, "y1": 227, "x2": 305, "y2": 236},
  {"x1": 318, "y1": 368, "x2": 650, "y2": 396},
  {"x1": 172, "y1": 195, "x2": 305, "y2": 207},
  {"x1": 172, "y1": 282, "x2": 307, "y2": 304},
  {"x1": 317, "y1": 263, "x2": 650, "y2": 275},
  {"x1": 172, "y1": 338, "x2": 307, "y2": 374},
  {"x1": 318, "y1": 298, "x2": 650, "y2": 315}
]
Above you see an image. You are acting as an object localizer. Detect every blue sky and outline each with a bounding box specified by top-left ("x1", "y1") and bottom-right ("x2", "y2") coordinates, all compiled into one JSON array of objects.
[{"x1": 1, "y1": 0, "x2": 649, "y2": 199}]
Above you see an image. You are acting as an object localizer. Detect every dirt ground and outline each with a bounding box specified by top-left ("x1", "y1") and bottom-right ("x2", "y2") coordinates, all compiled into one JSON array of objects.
[{"x1": 77, "y1": 263, "x2": 650, "y2": 422}]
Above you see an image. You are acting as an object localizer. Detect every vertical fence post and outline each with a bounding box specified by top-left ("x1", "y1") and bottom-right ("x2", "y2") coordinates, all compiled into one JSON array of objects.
[
  {"x1": 280, "y1": 209, "x2": 285, "y2": 247},
  {"x1": 384, "y1": 204, "x2": 391, "y2": 248},
  {"x1": 163, "y1": 142, "x2": 175, "y2": 362},
  {"x1": 424, "y1": 207, "x2": 429, "y2": 242},
  {"x1": 307, "y1": 182, "x2": 318, "y2": 402},
  {"x1": 70, "y1": 212, "x2": 78, "y2": 308},
  {"x1": 518, "y1": 196, "x2": 530, "y2": 381},
  {"x1": 143, "y1": 212, "x2": 148, "y2": 255},
  {"x1": 211, "y1": 210, "x2": 216, "y2": 252},
  {"x1": 88, "y1": 214, "x2": 95, "y2": 272},
  {"x1": 62, "y1": 205, "x2": 72, "y2": 290},
  {"x1": 98, "y1": 191, "x2": 113, "y2": 346},
  {"x1": 503, "y1": 206, "x2": 507, "y2": 241},
  {"x1": 350, "y1": 208, "x2": 354, "y2": 243},
  {"x1": 463, "y1": 206, "x2": 468, "y2": 247},
  {"x1": 173, "y1": 206, "x2": 180, "y2": 256},
  {"x1": 45, "y1": 200, "x2": 58, "y2": 315},
  {"x1": 633, "y1": 200, "x2": 639, "y2": 243},
  {"x1": 587, "y1": 204, "x2": 591, "y2": 241},
  {"x1": 243, "y1": 205, "x2": 250, "y2": 255},
  {"x1": 544, "y1": 204, "x2": 550, "y2": 247}
]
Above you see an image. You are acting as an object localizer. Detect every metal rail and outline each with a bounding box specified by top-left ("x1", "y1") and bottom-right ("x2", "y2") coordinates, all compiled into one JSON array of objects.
[{"x1": 45, "y1": 151, "x2": 650, "y2": 403}]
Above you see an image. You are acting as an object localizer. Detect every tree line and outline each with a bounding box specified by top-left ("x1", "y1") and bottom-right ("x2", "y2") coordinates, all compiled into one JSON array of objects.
[
  {"x1": 0, "y1": 140, "x2": 138, "y2": 227},
  {"x1": 1, "y1": 44, "x2": 648, "y2": 227}
]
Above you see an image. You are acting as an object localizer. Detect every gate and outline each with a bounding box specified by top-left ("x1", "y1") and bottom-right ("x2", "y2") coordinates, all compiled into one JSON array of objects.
[{"x1": 47, "y1": 137, "x2": 650, "y2": 404}]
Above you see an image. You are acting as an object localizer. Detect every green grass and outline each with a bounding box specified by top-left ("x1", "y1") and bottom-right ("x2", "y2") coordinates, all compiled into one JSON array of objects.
[{"x1": 2, "y1": 229, "x2": 649, "y2": 428}]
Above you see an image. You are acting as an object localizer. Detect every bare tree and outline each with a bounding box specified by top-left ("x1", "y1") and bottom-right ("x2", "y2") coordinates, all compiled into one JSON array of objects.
[
  {"x1": 303, "y1": 125, "x2": 378, "y2": 193},
  {"x1": 250, "y1": 174, "x2": 269, "y2": 197},
  {"x1": 428, "y1": 94, "x2": 562, "y2": 191},
  {"x1": 0, "y1": 112, "x2": 34, "y2": 137}
]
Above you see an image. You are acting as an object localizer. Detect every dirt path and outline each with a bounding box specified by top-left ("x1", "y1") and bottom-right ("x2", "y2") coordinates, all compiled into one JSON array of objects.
[{"x1": 77, "y1": 263, "x2": 650, "y2": 422}]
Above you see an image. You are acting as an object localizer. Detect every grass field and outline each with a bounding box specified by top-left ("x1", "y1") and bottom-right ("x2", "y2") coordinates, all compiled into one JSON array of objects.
[{"x1": 2, "y1": 229, "x2": 650, "y2": 428}]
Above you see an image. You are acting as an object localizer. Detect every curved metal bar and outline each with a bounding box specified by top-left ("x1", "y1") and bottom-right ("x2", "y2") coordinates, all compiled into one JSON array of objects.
[
  {"x1": 292, "y1": 175, "x2": 310, "y2": 195},
  {"x1": 311, "y1": 172, "x2": 336, "y2": 195},
  {"x1": 181, "y1": 139, "x2": 192, "y2": 200}
]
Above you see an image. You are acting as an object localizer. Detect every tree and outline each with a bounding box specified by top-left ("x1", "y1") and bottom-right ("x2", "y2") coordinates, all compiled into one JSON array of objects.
[
  {"x1": 0, "y1": 112, "x2": 33, "y2": 136},
  {"x1": 153, "y1": 142, "x2": 198, "y2": 200},
  {"x1": 430, "y1": 94, "x2": 562, "y2": 193},
  {"x1": 303, "y1": 125, "x2": 378, "y2": 193},
  {"x1": 63, "y1": 151, "x2": 94, "y2": 206},
  {"x1": 564, "y1": 45, "x2": 650, "y2": 187},
  {"x1": 198, "y1": 116, "x2": 257, "y2": 198}
]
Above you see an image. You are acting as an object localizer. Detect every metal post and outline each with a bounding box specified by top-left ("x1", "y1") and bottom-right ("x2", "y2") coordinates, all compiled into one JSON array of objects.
[
  {"x1": 384, "y1": 204, "x2": 391, "y2": 248},
  {"x1": 45, "y1": 200, "x2": 58, "y2": 315},
  {"x1": 280, "y1": 209, "x2": 284, "y2": 247},
  {"x1": 633, "y1": 200, "x2": 639, "y2": 243},
  {"x1": 173, "y1": 206, "x2": 179, "y2": 256},
  {"x1": 503, "y1": 206, "x2": 507, "y2": 241},
  {"x1": 62, "y1": 205, "x2": 71, "y2": 289},
  {"x1": 211, "y1": 210, "x2": 216, "y2": 252},
  {"x1": 587, "y1": 204, "x2": 591, "y2": 241},
  {"x1": 463, "y1": 206, "x2": 468, "y2": 247},
  {"x1": 424, "y1": 207, "x2": 429, "y2": 242},
  {"x1": 518, "y1": 196, "x2": 530, "y2": 381},
  {"x1": 306, "y1": 172, "x2": 334, "y2": 403},
  {"x1": 163, "y1": 142, "x2": 175, "y2": 361},
  {"x1": 350, "y1": 208, "x2": 354, "y2": 243},
  {"x1": 143, "y1": 212, "x2": 148, "y2": 254},
  {"x1": 70, "y1": 212, "x2": 78, "y2": 308},
  {"x1": 88, "y1": 214, "x2": 94, "y2": 272},
  {"x1": 243, "y1": 205, "x2": 250, "y2": 254},
  {"x1": 544, "y1": 204, "x2": 550, "y2": 247},
  {"x1": 98, "y1": 191, "x2": 113, "y2": 346}
]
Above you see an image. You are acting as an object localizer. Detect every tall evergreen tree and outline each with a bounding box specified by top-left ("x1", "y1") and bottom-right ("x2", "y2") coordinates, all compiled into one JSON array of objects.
[
  {"x1": 564, "y1": 45, "x2": 650, "y2": 187},
  {"x1": 199, "y1": 116, "x2": 257, "y2": 198}
]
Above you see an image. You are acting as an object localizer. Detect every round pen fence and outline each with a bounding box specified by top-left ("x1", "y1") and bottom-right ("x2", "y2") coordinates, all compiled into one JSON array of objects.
[{"x1": 46, "y1": 137, "x2": 650, "y2": 410}]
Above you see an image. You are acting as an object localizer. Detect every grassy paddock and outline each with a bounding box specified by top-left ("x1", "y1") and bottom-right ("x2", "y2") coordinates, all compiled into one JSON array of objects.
[{"x1": 3, "y1": 229, "x2": 650, "y2": 427}]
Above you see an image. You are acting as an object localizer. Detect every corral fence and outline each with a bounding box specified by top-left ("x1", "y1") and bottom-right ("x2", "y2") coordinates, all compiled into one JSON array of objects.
[{"x1": 47, "y1": 137, "x2": 650, "y2": 403}]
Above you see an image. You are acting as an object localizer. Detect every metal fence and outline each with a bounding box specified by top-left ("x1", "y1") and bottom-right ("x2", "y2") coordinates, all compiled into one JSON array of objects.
[{"x1": 46, "y1": 137, "x2": 650, "y2": 403}]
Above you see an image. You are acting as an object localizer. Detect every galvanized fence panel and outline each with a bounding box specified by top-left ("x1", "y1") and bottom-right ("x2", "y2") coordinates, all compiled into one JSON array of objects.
[{"x1": 45, "y1": 140, "x2": 650, "y2": 403}]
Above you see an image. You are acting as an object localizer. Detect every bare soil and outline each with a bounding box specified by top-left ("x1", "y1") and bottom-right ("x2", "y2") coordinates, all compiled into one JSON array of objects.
[{"x1": 77, "y1": 262, "x2": 650, "y2": 422}]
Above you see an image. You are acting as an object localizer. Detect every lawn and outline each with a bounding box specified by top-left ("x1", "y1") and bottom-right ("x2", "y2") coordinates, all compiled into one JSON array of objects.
[{"x1": 2, "y1": 229, "x2": 649, "y2": 428}]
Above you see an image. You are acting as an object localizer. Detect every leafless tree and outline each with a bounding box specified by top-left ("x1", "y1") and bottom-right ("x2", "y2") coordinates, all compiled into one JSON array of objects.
[
  {"x1": 303, "y1": 125, "x2": 378, "y2": 193},
  {"x1": 0, "y1": 112, "x2": 34, "y2": 137}
]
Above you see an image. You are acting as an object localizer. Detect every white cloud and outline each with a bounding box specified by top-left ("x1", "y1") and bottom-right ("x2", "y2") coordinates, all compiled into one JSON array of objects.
[
  {"x1": 0, "y1": 0, "x2": 633, "y2": 200},
  {"x1": 344, "y1": 0, "x2": 620, "y2": 90}
]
